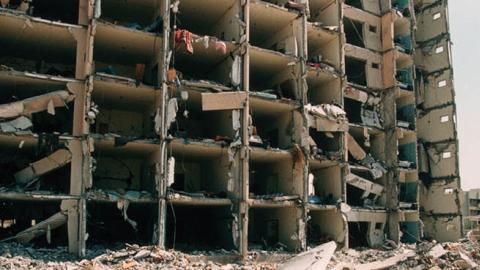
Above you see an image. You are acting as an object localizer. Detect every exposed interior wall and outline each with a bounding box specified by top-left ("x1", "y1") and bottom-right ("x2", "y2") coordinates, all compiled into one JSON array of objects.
[
  {"x1": 308, "y1": 210, "x2": 346, "y2": 245},
  {"x1": 313, "y1": 166, "x2": 343, "y2": 201},
  {"x1": 248, "y1": 207, "x2": 302, "y2": 251}
]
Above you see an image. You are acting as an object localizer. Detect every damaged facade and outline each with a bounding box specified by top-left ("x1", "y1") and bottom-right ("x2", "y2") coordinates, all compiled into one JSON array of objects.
[{"x1": 0, "y1": 0, "x2": 461, "y2": 258}]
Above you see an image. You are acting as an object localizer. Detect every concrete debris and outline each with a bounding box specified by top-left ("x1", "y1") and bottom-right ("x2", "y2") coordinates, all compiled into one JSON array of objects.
[
  {"x1": 251, "y1": 193, "x2": 300, "y2": 202},
  {"x1": 3, "y1": 211, "x2": 68, "y2": 244},
  {"x1": 116, "y1": 199, "x2": 137, "y2": 231},
  {"x1": 0, "y1": 116, "x2": 33, "y2": 133},
  {"x1": 167, "y1": 189, "x2": 228, "y2": 199},
  {"x1": 0, "y1": 243, "x2": 279, "y2": 269},
  {"x1": 0, "y1": 90, "x2": 75, "y2": 119},
  {"x1": 358, "y1": 155, "x2": 387, "y2": 179},
  {"x1": 279, "y1": 241, "x2": 336, "y2": 270},
  {"x1": 329, "y1": 240, "x2": 480, "y2": 270},
  {"x1": 306, "y1": 104, "x2": 347, "y2": 120},
  {"x1": 166, "y1": 157, "x2": 175, "y2": 187},
  {"x1": 166, "y1": 98, "x2": 178, "y2": 131},
  {"x1": 3, "y1": 240, "x2": 480, "y2": 270},
  {"x1": 347, "y1": 133, "x2": 367, "y2": 161},
  {"x1": 306, "y1": 104, "x2": 348, "y2": 132},
  {"x1": 428, "y1": 244, "x2": 447, "y2": 258},
  {"x1": 346, "y1": 173, "x2": 384, "y2": 200},
  {"x1": 249, "y1": 91, "x2": 278, "y2": 100},
  {"x1": 86, "y1": 189, "x2": 154, "y2": 202},
  {"x1": 201, "y1": 92, "x2": 247, "y2": 111},
  {"x1": 15, "y1": 149, "x2": 73, "y2": 185},
  {"x1": 360, "y1": 108, "x2": 382, "y2": 129},
  {"x1": 354, "y1": 249, "x2": 416, "y2": 270}
]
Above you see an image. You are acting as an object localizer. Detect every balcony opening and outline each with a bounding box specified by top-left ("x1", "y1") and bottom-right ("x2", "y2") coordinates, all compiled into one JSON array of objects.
[
  {"x1": 348, "y1": 222, "x2": 369, "y2": 248},
  {"x1": 166, "y1": 205, "x2": 235, "y2": 251},
  {"x1": 310, "y1": 166, "x2": 342, "y2": 205},
  {"x1": 101, "y1": 0, "x2": 162, "y2": 28},
  {"x1": 344, "y1": 19, "x2": 364, "y2": 48},
  {"x1": 307, "y1": 210, "x2": 344, "y2": 247},
  {"x1": 168, "y1": 155, "x2": 230, "y2": 199},
  {"x1": 250, "y1": 158, "x2": 301, "y2": 199},
  {"x1": 345, "y1": 0, "x2": 363, "y2": 9},
  {"x1": 400, "y1": 221, "x2": 420, "y2": 244},
  {"x1": 346, "y1": 57, "x2": 367, "y2": 86},
  {"x1": 173, "y1": 99, "x2": 235, "y2": 141},
  {"x1": 249, "y1": 207, "x2": 300, "y2": 251},
  {"x1": 87, "y1": 201, "x2": 157, "y2": 247},
  {"x1": 0, "y1": 137, "x2": 71, "y2": 195},
  {"x1": 31, "y1": 0, "x2": 79, "y2": 24},
  {"x1": 177, "y1": 0, "x2": 238, "y2": 42}
]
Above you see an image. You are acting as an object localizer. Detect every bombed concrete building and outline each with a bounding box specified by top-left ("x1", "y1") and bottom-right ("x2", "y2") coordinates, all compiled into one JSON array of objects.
[{"x1": 0, "y1": 0, "x2": 461, "y2": 258}]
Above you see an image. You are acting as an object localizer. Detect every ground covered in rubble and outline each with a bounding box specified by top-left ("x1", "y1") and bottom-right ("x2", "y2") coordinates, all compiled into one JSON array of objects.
[
  {"x1": 0, "y1": 243, "x2": 281, "y2": 270},
  {"x1": 1, "y1": 239, "x2": 480, "y2": 269}
]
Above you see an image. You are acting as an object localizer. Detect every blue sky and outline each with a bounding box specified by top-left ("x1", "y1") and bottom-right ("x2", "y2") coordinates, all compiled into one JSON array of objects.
[{"x1": 449, "y1": 0, "x2": 480, "y2": 190}]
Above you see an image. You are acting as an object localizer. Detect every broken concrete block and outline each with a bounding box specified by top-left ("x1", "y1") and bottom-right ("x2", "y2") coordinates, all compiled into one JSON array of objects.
[
  {"x1": 344, "y1": 86, "x2": 368, "y2": 103},
  {"x1": 458, "y1": 251, "x2": 478, "y2": 269},
  {"x1": 15, "y1": 211, "x2": 68, "y2": 243},
  {"x1": 347, "y1": 133, "x2": 366, "y2": 161},
  {"x1": 15, "y1": 149, "x2": 72, "y2": 184},
  {"x1": 0, "y1": 116, "x2": 33, "y2": 132},
  {"x1": 346, "y1": 173, "x2": 384, "y2": 197},
  {"x1": 201, "y1": 92, "x2": 247, "y2": 111},
  {"x1": 306, "y1": 104, "x2": 349, "y2": 132},
  {"x1": 355, "y1": 250, "x2": 415, "y2": 270},
  {"x1": 428, "y1": 244, "x2": 447, "y2": 258},
  {"x1": 167, "y1": 157, "x2": 175, "y2": 187},
  {"x1": 278, "y1": 241, "x2": 336, "y2": 270},
  {"x1": 0, "y1": 90, "x2": 75, "y2": 119},
  {"x1": 166, "y1": 98, "x2": 178, "y2": 130}
]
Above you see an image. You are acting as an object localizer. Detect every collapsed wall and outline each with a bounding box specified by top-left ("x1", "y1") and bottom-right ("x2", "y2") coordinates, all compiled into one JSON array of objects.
[{"x1": 0, "y1": 0, "x2": 461, "y2": 258}]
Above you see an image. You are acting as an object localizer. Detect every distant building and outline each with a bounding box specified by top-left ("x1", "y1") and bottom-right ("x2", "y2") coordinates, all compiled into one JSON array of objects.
[{"x1": 463, "y1": 189, "x2": 480, "y2": 230}]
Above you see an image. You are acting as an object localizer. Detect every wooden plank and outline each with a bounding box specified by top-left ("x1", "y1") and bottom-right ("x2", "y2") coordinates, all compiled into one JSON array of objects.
[{"x1": 201, "y1": 92, "x2": 247, "y2": 111}]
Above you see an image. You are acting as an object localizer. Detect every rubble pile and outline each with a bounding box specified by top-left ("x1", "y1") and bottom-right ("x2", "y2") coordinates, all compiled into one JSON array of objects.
[
  {"x1": 0, "y1": 243, "x2": 278, "y2": 270},
  {"x1": 2, "y1": 239, "x2": 480, "y2": 269},
  {"x1": 329, "y1": 239, "x2": 480, "y2": 270}
]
